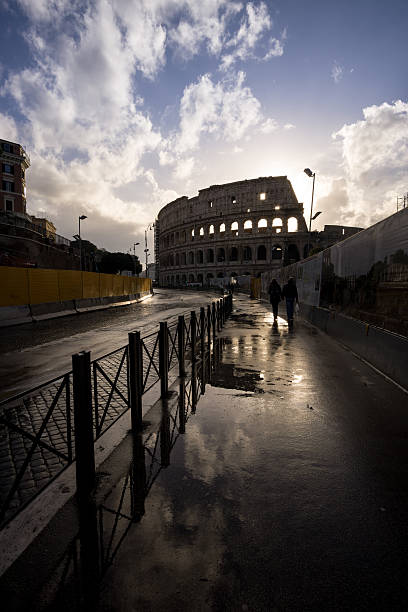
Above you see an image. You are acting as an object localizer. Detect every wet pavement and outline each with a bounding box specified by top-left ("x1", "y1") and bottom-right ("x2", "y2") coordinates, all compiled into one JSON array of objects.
[
  {"x1": 4, "y1": 295, "x2": 408, "y2": 610},
  {"x1": 0, "y1": 289, "x2": 220, "y2": 399}
]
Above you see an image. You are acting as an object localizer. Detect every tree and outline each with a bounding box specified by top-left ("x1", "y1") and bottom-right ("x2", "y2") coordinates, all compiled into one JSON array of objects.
[{"x1": 99, "y1": 251, "x2": 137, "y2": 274}]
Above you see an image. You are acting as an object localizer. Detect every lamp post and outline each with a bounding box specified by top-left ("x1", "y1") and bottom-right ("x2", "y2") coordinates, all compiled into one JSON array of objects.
[
  {"x1": 145, "y1": 223, "x2": 154, "y2": 278},
  {"x1": 304, "y1": 169, "x2": 315, "y2": 257},
  {"x1": 133, "y1": 242, "x2": 140, "y2": 276},
  {"x1": 78, "y1": 215, "x2": 87, "y2": 271}
]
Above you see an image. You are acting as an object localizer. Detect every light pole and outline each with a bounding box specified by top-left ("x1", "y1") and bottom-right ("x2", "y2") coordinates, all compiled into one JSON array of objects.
[
  {"x1": 78, "y1": 215, "x2": 87, "y2": 271},
  {"x1": 145, "y1": 223, "x2": 154, "y2": 278},
  {"x1": 133, "y1": 242, "x2": 140, "y2": 276},
  {"x1": 304, "y1": 169, "x2": 315, "y2": 257}
]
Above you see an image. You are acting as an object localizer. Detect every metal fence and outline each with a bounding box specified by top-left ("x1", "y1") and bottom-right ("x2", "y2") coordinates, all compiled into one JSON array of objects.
[{"x1": 0, "y1": 294, "x2": 233, "y2": 528}]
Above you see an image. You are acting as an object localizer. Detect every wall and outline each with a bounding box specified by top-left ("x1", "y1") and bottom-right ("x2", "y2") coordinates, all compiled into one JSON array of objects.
[{"x1": 0, "y1": 266, "x2": 151, "y2": 307}]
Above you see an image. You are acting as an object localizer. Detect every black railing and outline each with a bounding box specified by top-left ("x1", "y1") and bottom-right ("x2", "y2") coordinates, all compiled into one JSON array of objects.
[{"x1": 0, "y1": 294, "x2": 233, "y2": 528}]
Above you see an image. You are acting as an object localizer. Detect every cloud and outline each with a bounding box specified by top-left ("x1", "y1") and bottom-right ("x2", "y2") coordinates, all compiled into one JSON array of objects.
[
  {"x1": 323, "y1": 100, "x2": 408, "y2": 227},
  {"x1": 331, "y1": 61, "x2": 343, "y2": 84},
  {"x1": 283, "y1": 123, "x2": 295, "y2": 130},
  {"x1": 0, "y1": 112, "x2": 18, "y2": 142},
  {"x1": 260, "y1": 117, "x2": 278, "y2": 133}
]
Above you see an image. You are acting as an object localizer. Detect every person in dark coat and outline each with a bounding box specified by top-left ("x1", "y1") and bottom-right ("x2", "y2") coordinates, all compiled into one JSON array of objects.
[
  {"x1": 282, "y1": 277, "x2": 299, "y2": 327},
  {"x1": 268, "y1": 278, "x2": 282, "y2": 323}
]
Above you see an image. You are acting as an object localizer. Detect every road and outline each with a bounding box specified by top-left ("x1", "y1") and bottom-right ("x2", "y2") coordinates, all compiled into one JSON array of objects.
[{"x1": 0, "y1": 289, "x2": 220, "y2": 400}]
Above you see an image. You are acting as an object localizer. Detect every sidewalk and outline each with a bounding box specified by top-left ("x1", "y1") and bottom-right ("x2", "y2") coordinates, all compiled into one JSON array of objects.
[{"x1": 5, "y1": 295, "x2": 408, "y2": 611}]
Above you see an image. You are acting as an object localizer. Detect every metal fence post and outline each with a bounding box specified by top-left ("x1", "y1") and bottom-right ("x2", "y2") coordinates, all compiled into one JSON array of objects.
[
  {"x1": 220, "y1": 298, "x2": 224, "y2": 327},
  {"x1": 159, "y1": 322, "x2": 169, "y2": 398},
  {"x1": 178, "y1": 380, "x2": 186, "y2": 434},
  {"x1": 217, "y1": 300, "x2": 221, "y2": 332},
  {"x1": 200, "y1": 307, "x2": 205, "y2": 356},
  {"x1": 190, "y1": 311, "x2": 197, "y2": 364},
  {"x1": 160, "y1": 405, "x2": 171, "y2": 467},
  {"x1": 178, "y1": 315, "x2": 185, "y2": 377},
  {"x1": 72, "y1": 351, "x2": 96, "y2": 506},
  {"x1": 212, "y1": 302, "x2": 216, "y2": 342},
  {"x1": 128, "y1": 331, "x2": 143, "y2": 434}
]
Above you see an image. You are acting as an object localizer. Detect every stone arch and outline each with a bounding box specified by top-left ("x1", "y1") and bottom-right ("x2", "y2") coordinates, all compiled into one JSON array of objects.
[
  {"x1": 230, "y1": 271, "x2": 238, "y2": 277},
  {"x1": 288, "y1": 217, "x2": 298, "y2": 232},
  {"x1": 219, "y1": 223, "x2": 225, "y2": 233},
  {"x1": 182, "y1": 274, "x2": 187, "y2": 284},
  {"x1": 257, "y1": 245, "x2": 266, "y2": 260},
  {"x1": 272, "y1": 217, "x2": 282, "y2": 227},
  {"x1": 206, "y1": 248, "x2": 214, "y2": 263},
  {"x1": 175, "y1": 274, "x2": 180, "y2": 285},
  {"x1": 209, "y1": 224, "x2": 214, "y2": 234},
  {"x1": 231, "y1": 221, "x2": 238, "y2": 231},
  {"x1": 199, "y1": 226, "x2": 204, "y2": 236},
  {"x1": 244, "y1": 219, "x2": 252, "y2": 231},
  {"x1": 169, "y1": 254, "x2": 174, "y2": 266},
  {"x1": 188, "y1": 273, "x2": 195, "y2": 282},
  {"x1": 217, "y1": 272, "x2": 224, "y2": 278},
  {"x1": 243, "y1": 246, "x2": 252, "y2": 260},
  {"x1": 181, "y1": 252, "x2": 186, "y2": 265},
  {"x1": 217, "y1": 247, "x2": 225, "y2": 262},
  {"x1": 258, "y1": 218, "x2": 267, "y2": 229},
  {"x1": 188, "y1": 251, "x2": 194, "y2": 264},
  {"x1": 206, "y1": 272, "x2": 214, "y2": 279},
  {"x1": 197, "y1": 273, "x2": 203, "y2": 284},
  {"x1": 191, "y1": 228, "x2": 195, "y2": 239},
  {"x1": 182, "y1": 230, "x2": 186, "y2": 243},
  {"x1": 175, "y1": 253, "x2": 180, "y2": 266},
  {"x1": 271, "y1": 244, "x2": 283, "y2": 259},
  {"x1": 196, "y1": 250, "x2": 204, "y2": 264},
  {"x1": 287, "y1": 243, "x2": 300, "y2": 262},
  {"x1": 229, "y1": 247, "x2": 238, "y2": 261}
]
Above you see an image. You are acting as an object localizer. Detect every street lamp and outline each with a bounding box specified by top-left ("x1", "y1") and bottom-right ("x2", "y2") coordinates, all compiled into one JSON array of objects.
[
  {"x1": 304, "y1": 169, "x2": 316, "y2": 257},
  {"x1": 133, "y1": 242, "x2": 140, "y2": 276},
  {"x1": 78, "y1": 215, "x2": 87, "y2": 271},
  {"x1": 145, "y1": 223, "x2": 154, "y2": 278}
]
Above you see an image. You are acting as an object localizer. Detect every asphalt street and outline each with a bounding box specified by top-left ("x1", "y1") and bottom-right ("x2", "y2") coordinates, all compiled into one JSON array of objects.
[{"x1": 0, "y1": 289, "x2": 219, "y2": 399}]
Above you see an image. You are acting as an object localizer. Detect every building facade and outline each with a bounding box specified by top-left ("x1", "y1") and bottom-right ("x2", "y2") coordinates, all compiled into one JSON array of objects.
[
  {"x1": 157, "y1": 176, "x2": 310, "y2": 286},
  {"x1": 1, "y1": 139, "x2": 30, "y2": 215}
]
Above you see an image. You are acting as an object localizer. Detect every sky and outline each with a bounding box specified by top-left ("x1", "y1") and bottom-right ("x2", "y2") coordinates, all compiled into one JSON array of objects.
[{"x1": 1, "y1": 0, "x2": 407, "y2": 261}]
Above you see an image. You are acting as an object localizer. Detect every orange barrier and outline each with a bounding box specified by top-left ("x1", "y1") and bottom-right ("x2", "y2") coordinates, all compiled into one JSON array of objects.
[{"x1": 0, "y1": 266, "x2": 151, "y2": 307}]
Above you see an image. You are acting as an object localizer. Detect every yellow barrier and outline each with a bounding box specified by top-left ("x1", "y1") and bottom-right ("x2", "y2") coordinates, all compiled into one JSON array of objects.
[
  {"x1": 250, "y1": 277, "x2": 261, "y2": 299},
  {"x1": 0, "y1": 266, "x2": 152, "y2": 307}
]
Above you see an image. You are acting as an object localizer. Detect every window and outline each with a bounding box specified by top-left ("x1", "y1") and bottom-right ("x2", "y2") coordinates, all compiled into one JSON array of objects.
[
  {"x1": 220, "y1": 223, "x2": 225, "y2": 232},
  {"x1": 288, "y1": 217, "x2": 298, "y2": 232},
  {"x1": 257, "y1": 245, "x2": 266, "y2": 260},
  {"x1": 209, "y1": 224, "x2": 214, "y2": 234},
  {"x1": 243, "y1": 246, "x2": 252, "y2": 260},
  {"x1": 5, "y1": 199, "x2": 13, "y2": 212},
  {"x1": 199, "y1": 227, "x2": 204, "y2": 236},
  {"x1": 275, "y1": 205, "x2": 280, "y2": 210},
  {"x1": 230, "y1": 247, "x2": 238, "y2": 261},
  {"x1": 271, "y1": 245, "x2": 282, "y2": 260},
  {"x1": 244, "y1": 220, "x2": 252, "y2": 230},
  {"x1": 2, "y1": 143, "x2": 13, "y2": 153},
  {"x1": 2, "y1": 181, "x2": 14, "y2": 192},
  {"x1": 191, "y1": 228, "x2": 195, "y2": 239},
  {"x1": 206, "y1": 249, "x2": 214, "y2": 263},
  {"x1": 231, "y1": 221, "x2": 238, "y2": 231},
  {"x1": 272, "y1": 217, "x2": 282, "y2": 227},
  {"x1": 260, "y1": 193, "x2": 266, "y2": 200},
  {"x1": 258, "y1": 218, "x2": 267, "y2": 228},
  {"x1": 2, "y1": 163, "x2": 13, "y2": 175},
  {"x1": 217, "y1": 247, "x2": 225, "y2": 262},
  {"x1": 209, "y1": 200, "x2": 213, "y2": 208},
  {"x1": 231, "y1": 196, "x2": 237, "y2": 204}
]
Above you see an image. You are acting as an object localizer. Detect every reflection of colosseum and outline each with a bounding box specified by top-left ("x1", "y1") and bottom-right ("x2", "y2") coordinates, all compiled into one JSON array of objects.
[{"x1": 157, "y1": 176, "x2": 310, "y2": 286}]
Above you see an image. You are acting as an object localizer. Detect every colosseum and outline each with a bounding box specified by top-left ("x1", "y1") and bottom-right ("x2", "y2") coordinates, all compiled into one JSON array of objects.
[{"x1": 156, "y1": 176, "x2": 311, "y2": 286}]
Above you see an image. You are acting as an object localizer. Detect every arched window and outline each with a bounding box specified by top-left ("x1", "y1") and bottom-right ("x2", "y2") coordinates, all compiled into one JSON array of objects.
[
  {"x1": 244, "y1": 220, "x2": 252, "y2": 231},
  {"x1": 220, "y1": 223, "x2": 225, "y2": 233},
  {"x1": 229, "y1": 247, "x2": 238, "y2": 261},
  {"x1": 288, "y1": 217, "x2": 298, "y2": 232},
  {"x1": 188, "y1": 274, "x2": 195, "y2": 282},
  {"x1": 182, "y1": 274, "x2": 186, "y2": 284},
  {"x1": 169, "y1": 254, "x2": 174, "y2": 266},
  {"x1": 258, "y1": 218, "x2": 267, "y2": 229},
  {"x1": 175, "y1": 274, "x2": 180, "y2": 285},
  {"x1": 191, "y1": 228, "x2": 195, "y2": 239},
  {"x1": 199, "y1": 227, "x2": 204, "y2": 236},
  {"x1": 231, "y1": 221, "x2": 238, "y2": 231},
  {"x1": 288, "y1": 244, "x2": 300, "y2": 261},
  {"x1": 181, "y1": 252, "x2": 186, "y2": 265},
  {"x1": 243, "y1": 246, "x2": 252, "y2": 260},
  {"x1": 175, "y1": 232, "x2": 179, "y2": 244},
  {"x1": 217, "y1": 247, "x2": 225, "y2": 262},
  {"x1": 217, "y1": 272, "x2": 224, "y2": 278},
  {"x1": 197, "y1": 250, "x2": 203, "y2": 264},
  {"x1": 209, "y1": 224, "x2": 214, "y2": 234},
  {"x1": 197, "y1": 273, "x2": 203, "y2": 284},
  {"x1": 206, "y1": 272, "x2": 214, "y2": 279},
  {"x1": 189, "y1": 251, "x2": 194, "y2": 264},
  {"x1": 259, "y1": 192, "x2": 266, "y2": 201},
  {"x1": 272, "y1": 217, "x2": 282, "y2": 227},
  {"x1": 271, "y1": 244, "x2": 282, "y2": 260},
  {"x1": 206, "y1": 248, "x2": 214, "y2": 263},
  {"x1": 175, "y1": 253, "x2": 179, "y2": 266},
  {"x1": 182, "y1": 230, "x2": 186, "y2": 243},
  {"x1": 257, "y1": 245, "x2": 266, "y2": 260}
]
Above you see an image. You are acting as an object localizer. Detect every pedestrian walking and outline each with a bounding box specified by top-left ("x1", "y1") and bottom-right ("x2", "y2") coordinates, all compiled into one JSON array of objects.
[
  {"x1": 268, "y1": 278, "x2": 282, "y2": 324},
  {"x1": 282, "y1": 277, "x2": 299, "y2": 328}
]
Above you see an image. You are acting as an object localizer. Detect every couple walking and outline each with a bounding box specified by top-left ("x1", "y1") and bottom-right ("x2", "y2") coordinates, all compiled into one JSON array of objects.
[{"x1": 268, "y1": 277, "x2": 299, "y2": 327}]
